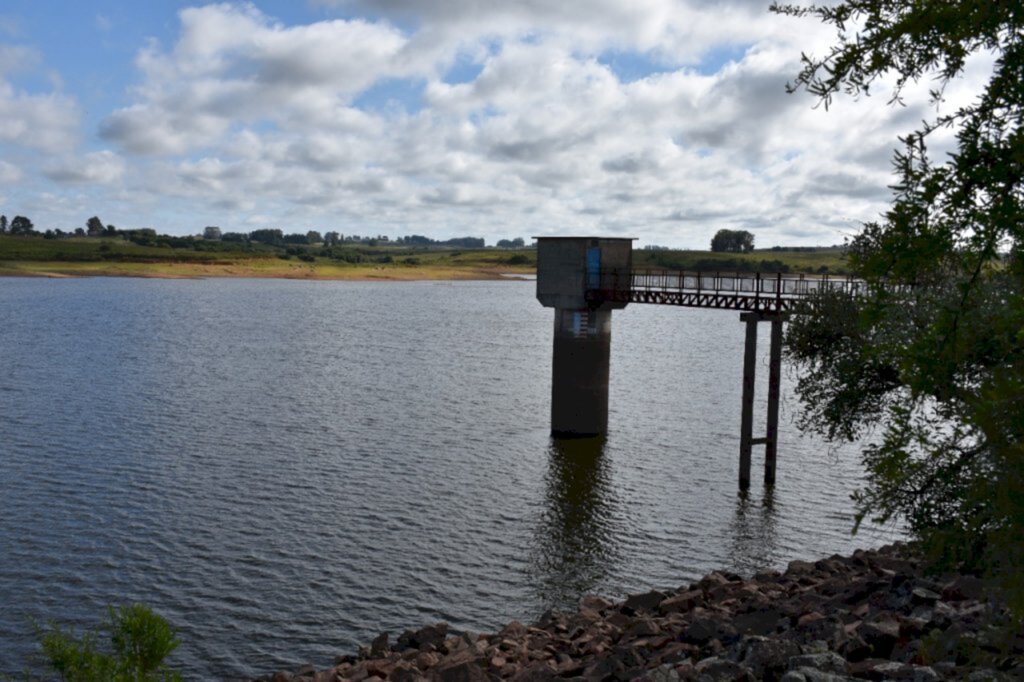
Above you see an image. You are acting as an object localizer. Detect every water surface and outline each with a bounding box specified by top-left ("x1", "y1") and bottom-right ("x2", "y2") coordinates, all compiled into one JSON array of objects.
[{"x1": 0, "y1": 278, "x2": 899, "y2": 678}]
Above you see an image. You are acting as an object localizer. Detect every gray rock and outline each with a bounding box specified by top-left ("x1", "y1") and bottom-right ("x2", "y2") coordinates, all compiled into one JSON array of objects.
[
  {"x1": 967, "y1": 670, "x2": 1014, "y2": 681},
  {"x1": 507, "y1": 662, "x2": 556, "y2": 682},
  {"x1": 433, "y1": 660, "x2": 491, "y2": 682},
  {"x1": 911, "y1": 666, "x2": 940, "y2": 682},
  {"x1": 911, "y1": 587, "x2": 941, "y2": 605},
  {"x1": 788, "y1": 652, "x2": 847, "y2": 674},
  {"x1": 837, "y1": 634, "x2": 871, "y2": 663},
  {"x1": 803, "y1": 641, "x2": 830, "y2": 655},
  {"x1": 684, "y1": 617, "x2": 737, "y2": 645},
  {"x1": 583, "y1": 653, "x2": 627, "y2": 680},
  {"x1": 398, "y1": 623, "x2": 450, "y2": 651},
  {"x1": 624, "y1": 590, "x2": 669, "y2": 614},
  {"x1": 854, "y1": 661, "x2": 942, "y2": 681},
  {"x1": 733, "y1": 608, "x2": 781, "y2": 636},
  {"x1": 740, "y1": 636, "x2": 802, "y2": 679},
  {"x1": 941, "y1": 575, "x2": 985, "y2": 602},
  {"x1": 370, "y1": 632, "x2": 390, "y2": 658},
  {"x1": 780, "y1": 669, "x2": 854, "y2": 682},
  {"x1": 858, "y1": 618, "x2": 900, "y2": 658},
  {"x1": 643, "y1": 663, "x2": 680, "y2": 682},
  {"x1": 693, "y1": 656, "x2": 754, "y2": 681}
]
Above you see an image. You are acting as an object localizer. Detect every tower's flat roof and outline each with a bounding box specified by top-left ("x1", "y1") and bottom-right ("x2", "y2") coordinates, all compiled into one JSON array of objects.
[{"x1": 532, "y1": 236, "x2": 637, "y2": 240}]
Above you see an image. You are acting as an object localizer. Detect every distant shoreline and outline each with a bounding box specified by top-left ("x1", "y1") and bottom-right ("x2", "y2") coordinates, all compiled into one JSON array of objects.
[{"x1": 0, "y1": 261, "x2": 535, "y2": 281}]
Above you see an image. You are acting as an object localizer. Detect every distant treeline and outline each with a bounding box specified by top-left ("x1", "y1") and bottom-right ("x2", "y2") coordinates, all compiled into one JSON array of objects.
[
  {"x1": 0, "y1": 214, "x2": 516, "y2": 250},
  {"x1": 643, "y1": 253, "x2": 796, "y2": 273},
  {"x1": 766, "y1": 245, "x2": 845, "y2": 252}
]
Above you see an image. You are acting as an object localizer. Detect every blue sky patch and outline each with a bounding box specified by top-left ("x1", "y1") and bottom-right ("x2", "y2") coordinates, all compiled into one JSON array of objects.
[
  {"x1": 597, "y1": 49, "x2": 676, "y2": 83},
  {"x1": 696, "y1": 43, "x2": 750, "y2": 74},
  {"x1": 442, "y1": 58, "x2": 484, "y2": 86},
  {"x1": 352, "y1": 77, "x2": 426, "y2": 115}
]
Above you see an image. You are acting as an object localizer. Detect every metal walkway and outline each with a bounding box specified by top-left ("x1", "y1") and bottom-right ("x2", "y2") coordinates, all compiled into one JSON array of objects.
[{"x1": 585, "y1": 270, "x2": 868, "y2": 313}]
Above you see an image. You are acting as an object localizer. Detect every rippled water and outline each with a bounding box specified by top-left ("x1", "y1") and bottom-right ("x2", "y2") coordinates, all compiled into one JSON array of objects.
[{"x1": 0, "y1": 278, "x2": 900, "y2": 678}]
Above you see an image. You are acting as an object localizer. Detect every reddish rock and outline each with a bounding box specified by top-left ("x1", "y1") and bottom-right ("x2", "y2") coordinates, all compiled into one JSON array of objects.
[
  {"x1": 659, "y1": 589, "x2": 704, "y2": 614},
  {"x1": 399, "y1": 624, "x2": 449, "y2": 652},
  {"x1": 431, "y1": 660, "x2": 490, "y2": 682},
  {"x1": 253, "y1": 544, "x2": 1020, "y2": 682}
]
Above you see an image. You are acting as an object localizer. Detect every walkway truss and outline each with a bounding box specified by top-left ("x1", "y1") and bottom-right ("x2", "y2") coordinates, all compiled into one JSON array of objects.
[
  {"x1": 584, "y1": 268, "x2": 872, "y2": 489},
  {"x1": 586, "y1": 270, "x2": 869, "y2": 313}
]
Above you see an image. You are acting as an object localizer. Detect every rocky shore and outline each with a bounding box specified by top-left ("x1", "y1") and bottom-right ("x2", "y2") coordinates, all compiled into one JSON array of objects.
[{"x1": 255, "y1": 544, "x2": 1022, "y2": 681}]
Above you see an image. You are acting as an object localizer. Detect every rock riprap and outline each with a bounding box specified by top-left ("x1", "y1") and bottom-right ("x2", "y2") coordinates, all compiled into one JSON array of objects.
[{"x1": 253, "y1": 544, "x2": 1022, "y2": 681}]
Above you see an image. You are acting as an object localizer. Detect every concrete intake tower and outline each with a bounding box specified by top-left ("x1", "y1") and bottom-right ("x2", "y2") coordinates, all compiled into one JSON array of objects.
[{"x1": 535, "y1": 237, "x2": 634, "y2": 437}]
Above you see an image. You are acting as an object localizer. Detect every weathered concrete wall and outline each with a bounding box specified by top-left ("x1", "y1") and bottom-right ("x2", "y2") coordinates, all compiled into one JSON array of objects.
[
  {"x1": 550, "y1": 308, "x2": 612, "y2": 437},
  {"x1": 535, "y1": 237, "x2": 633, "y2": 311}
]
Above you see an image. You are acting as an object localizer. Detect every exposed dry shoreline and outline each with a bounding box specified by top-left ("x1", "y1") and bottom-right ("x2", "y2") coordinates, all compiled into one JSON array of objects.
[
  {"x1": 0, "y1": 261, "x2": 534, "y2": 281},
  {"x1": 251, "y1": 544, "x2": 1022, "y2": 682}
]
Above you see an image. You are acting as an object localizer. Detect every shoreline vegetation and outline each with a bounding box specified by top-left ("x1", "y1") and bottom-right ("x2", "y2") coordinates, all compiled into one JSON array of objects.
[
  {"x1": 252, "y1": 544, "x2": 1023, "y2": 682},
  {"x1": 0, "y1": 235, "x2": 851, "y2": 281}
]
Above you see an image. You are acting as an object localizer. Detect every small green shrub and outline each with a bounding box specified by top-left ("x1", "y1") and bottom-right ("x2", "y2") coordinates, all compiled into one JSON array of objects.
[{"x1": 38, "y1": 604, "x2": 182, "y2": 681}]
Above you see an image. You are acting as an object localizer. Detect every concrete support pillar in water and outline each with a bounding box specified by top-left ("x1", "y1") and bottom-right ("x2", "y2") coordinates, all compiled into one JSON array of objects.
[
  {"x1": 550, "y1": 308, "x2": 612, "y2": 437},
  {"x1": 738, "y1": 311, "x2": 787, "y2": 489},
  {"x1": 536, "y1": 237, "x2": 634, "y2": 438}
]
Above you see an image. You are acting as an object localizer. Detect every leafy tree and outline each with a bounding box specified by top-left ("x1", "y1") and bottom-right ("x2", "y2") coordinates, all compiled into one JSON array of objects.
[
  {"x1": 203, "y1": 226, "x2": 222, "y2": 240},
  {"x1": 0, "y1": 214, "x2": 7, "y2": 234},
  {"x1": 496, "y1": 238, "x2": 526, "y2": 248},
  {"x1": 282, "y1": 232, "x2": 309, "y2": 245},
  {"x1": 10, "y1": 215, "x2": 35, "y2": 235},
  {"x1": 86, "y1": 216, "x2": 105, "y2": 236},
  {"x1": 39, "y1": 603, "x2": 181, "y2": 681},
  {"x1": 324, "y1": 231, "x2": 340, "y2": 247},
  {"x1": 249, "y1": 228, "x2": 283, "y2": 245},
  {"x1": 710, "y1": 229, "x2": 754, "y2": 253},
  {"x1": 774, "y1": 0, "x2": 1024, "y2": 612},
  {"x1": 306, "y1": 230, "x2": 322, "y2": 244}
]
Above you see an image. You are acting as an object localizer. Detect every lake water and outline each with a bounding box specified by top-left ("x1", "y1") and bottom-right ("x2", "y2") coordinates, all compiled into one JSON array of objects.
[{"x1": 0, "y1": 277, "x2": 900, "y2": 678}]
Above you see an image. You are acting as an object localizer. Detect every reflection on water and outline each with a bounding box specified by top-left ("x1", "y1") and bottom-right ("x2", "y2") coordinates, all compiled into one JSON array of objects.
[
  {"x1": 528, "y1": 437, "x2": 622, "y2": 611},
  {"x1": 728, "y1": 488, "x2": 780, "y2": 574}
]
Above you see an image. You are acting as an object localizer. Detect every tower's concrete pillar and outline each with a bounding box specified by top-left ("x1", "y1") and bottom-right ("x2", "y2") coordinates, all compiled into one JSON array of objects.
[
  {"x1": 536, "y1": 237, "x2": 634, "y2": 438},
  {"x1": 551, "y1": 308, "x2": 612, "y2": 436}
]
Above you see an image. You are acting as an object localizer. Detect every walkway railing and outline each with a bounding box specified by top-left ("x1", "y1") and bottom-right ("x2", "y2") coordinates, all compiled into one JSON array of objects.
[{"x1": 585, "y1": 269, "x2": 870, "y2": 313}]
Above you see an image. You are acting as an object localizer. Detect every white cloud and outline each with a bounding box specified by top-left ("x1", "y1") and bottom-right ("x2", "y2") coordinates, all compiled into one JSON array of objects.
[
  {"x1": 0, "y1": 82, "x2": 79, "y2": 154},
  {"x1": 99, "y1": 4, "x2": 413, "y2": 154},
  {"x1": 44, "y1": 150, "x2": 126, "y2": 184},
  {"x1": 0, "y1": 44, "x2": 37, "y2": 75},
  {"x1": 0, "y1": 159, "x2": 22, "y2": 183},
  {"x1": 56, "y1": 1, "x2": 993, "y2": 245}
]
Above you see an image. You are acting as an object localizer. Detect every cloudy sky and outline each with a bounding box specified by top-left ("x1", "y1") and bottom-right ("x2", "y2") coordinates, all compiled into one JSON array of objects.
[{"x1": 0, "y1": 1, "x2": 985, "y2": 246}]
